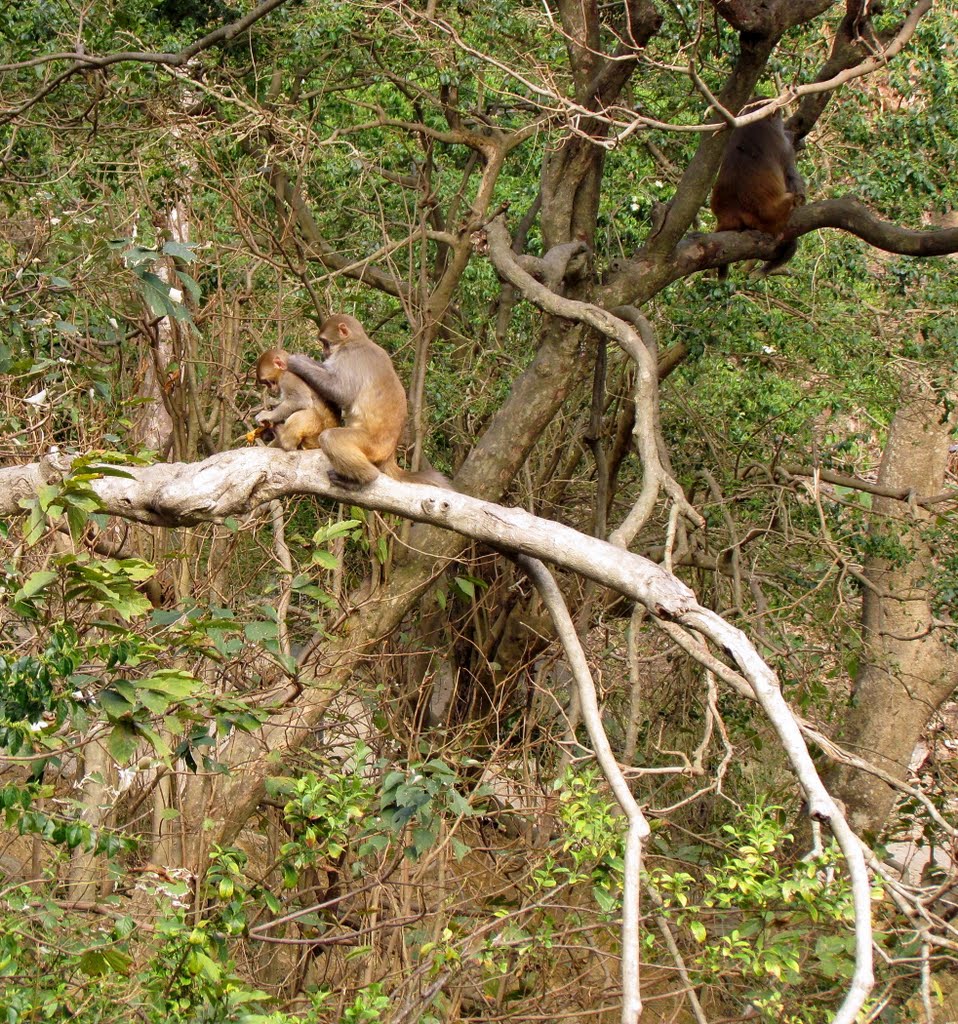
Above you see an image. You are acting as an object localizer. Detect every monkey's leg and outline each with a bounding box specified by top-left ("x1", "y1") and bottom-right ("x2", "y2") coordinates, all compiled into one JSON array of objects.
[
  {"x1": 754, "y1": 238, "x2": 799, "y2": 277},
  {"x1": 273, "y1": 410, "x2": 310, "y2": 451},
  {"x1": 321, "y1": 427, "x2": 380, "y2": 487},
  {"x1": 283, "y1": 409, "x2": 333, "y2": 450}
]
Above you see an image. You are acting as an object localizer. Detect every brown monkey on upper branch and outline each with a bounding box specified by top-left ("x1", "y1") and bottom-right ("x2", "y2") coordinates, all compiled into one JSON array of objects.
[
  {"x1": 286, "y1": 314, "x2": 450, "y2": 489},
  {"x1": 254, "y1": 348, "x2": 339, "y2": 451},
  {"x1": 710, "y1": 106, "x2": 806, "y2": 277}
]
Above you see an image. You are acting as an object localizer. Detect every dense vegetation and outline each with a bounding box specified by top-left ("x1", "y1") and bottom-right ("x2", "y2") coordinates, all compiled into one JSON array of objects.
[{"x1": 1, "y1": 1, "x2": 957, "y2": 1022}]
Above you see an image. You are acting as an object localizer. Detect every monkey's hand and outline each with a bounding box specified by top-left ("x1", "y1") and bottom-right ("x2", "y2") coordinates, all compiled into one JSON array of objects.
[{"x1": 255, "y1": 409, "x2": 277, "y2": 426}]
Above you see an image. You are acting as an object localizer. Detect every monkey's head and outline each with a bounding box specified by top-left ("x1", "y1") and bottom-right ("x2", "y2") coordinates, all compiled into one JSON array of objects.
[
  {"x1": 317, "y1": 313, "x2": 364, "y2": 355},
  {"x1": 255, "y1": 349, "x2": 288, "y2": 390}
]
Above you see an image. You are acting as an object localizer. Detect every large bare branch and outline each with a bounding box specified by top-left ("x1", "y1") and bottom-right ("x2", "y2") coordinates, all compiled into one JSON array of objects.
[
  {"x1": 660, "y1": 195, "x2": 958, "y2": 281},
  {"x1": 483, "y1": 216, "x2": 702, "y2": 533},
  {"x1": 519, "y1": 556, "x2": 649, "y2": 1024}
]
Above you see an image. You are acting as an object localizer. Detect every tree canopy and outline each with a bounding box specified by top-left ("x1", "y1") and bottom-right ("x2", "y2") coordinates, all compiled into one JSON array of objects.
[{"x1": 1, "y1": 2, "x2": 957, "y2": 1022}]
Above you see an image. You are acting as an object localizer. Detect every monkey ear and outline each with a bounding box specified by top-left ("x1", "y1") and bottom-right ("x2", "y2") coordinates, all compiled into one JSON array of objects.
[
  {"x1": 337, "y1": 321, "x2": 350, "y2": 338},
  {"x1": 273, "y1": 353, "x2": 287, "y2": 369}
]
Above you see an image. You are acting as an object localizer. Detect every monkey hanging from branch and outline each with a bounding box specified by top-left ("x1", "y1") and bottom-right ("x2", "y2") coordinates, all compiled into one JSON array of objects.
[
  {"x1": 286, "y1": 314, "x2": 451, "y2": 490},
  {"x1": 710, "y1": 105, "x2": 806, "y2": 277},
  {"x1": 253, "y1": 348, "x2": 339, "y2": 450}
]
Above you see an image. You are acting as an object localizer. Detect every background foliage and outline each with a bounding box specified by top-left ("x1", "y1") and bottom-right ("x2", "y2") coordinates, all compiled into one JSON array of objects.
[{"x1": 1, "y1": 1, "x2": 957, "y2": 1022}]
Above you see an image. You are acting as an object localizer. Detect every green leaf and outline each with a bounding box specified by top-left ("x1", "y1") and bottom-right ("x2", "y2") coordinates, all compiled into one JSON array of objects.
[
  {"x1": 446, "y1": 790, "x2": 473, "y2": 817},
  {"x1": 137, "y1": 670, "x2": 202, "y2": 700},
  {"x1": 312, "y1": 519, "x2": 362, "y2": 543},
  {"x1": 139, "y1": 271, "x2": 177, "y2": 318},
  {"x1": 78, "y1": 948, "x2": 132, "y2": 976},
  {"x1": 162, "y1": 240, "x2": 197, "y2": 263},
  {"x1": 14, "y1": 571, "x2": 57, "y2": 602},
  {"x1": 107, "y1": 721, "x2": 139, "y2": 763},
  {"x1": 311, "y1": 549, "x2": 339, "y2": 570},
  {"x1": 36, "y1": 484, "x2": 61, "y2": 513},
  {"x1": 98, "y1": 689, "x2": 135, "y2": 717},
  {"x1": 175, "y1": 269, "x2": 201, "y2": 302},
  {"x1": 137, "y1": 691, "x2": 173, "y2": 715},
  {"x1": 245, "y1": 621, "x2": 278, "y2": 642},
  {"x1": 690, "y1": 920, "x2": 707, "y2": 942}
]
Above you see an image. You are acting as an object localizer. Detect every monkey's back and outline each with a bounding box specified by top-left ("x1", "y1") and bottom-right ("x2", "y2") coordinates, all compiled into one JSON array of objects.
[
  {"x1": 341, "y1": 339, "x2": 407, "y2": 464},
  {"x1": 711, "y1": 120, "x2": 797, "y2": 236}
]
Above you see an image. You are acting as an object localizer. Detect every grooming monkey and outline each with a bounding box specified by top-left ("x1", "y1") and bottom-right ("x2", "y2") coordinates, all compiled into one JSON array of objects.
[
  {"x1": 710, "y1": 107, "x2": 805, "y2": 276},
  {"x1": 255, "y1": 348, "x2": 339, "y2": 451},
  {"x1": 286, "y1": 314, "x2": 449, "y2": 489}
]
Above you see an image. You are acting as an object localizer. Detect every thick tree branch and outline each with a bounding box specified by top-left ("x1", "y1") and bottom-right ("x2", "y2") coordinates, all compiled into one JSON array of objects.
[
  {"x1": 791, "y1": 196, "x2": 958, "y2": 256},
  {"x1": 0, "y1": 449, "x2": 696, "y2": 613},
  {"x1": 483, "y1": 216, "x2": 702, "y2": 532},
  {"x1": 667, "y1": 195, "x2": 958, "y2": 279}
]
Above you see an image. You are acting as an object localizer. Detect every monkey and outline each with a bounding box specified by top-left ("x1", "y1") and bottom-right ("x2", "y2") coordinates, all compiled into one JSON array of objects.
[
  {"x1": 285, "y1": 314, "x2": 450, "y2": 489},
  {"x1": 710, "y1": 106, "x2": 806, "y2": 277},
  {"x1": 254, "y1": 348, "x2": 339, "y2": 451}
]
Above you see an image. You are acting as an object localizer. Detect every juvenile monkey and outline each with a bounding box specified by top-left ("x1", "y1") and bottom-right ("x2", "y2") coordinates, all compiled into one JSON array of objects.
[
  {"x1": 710, "y1": 107, "x2": 805, "y2": 276},
  {"x1": 255, "y1": 348, "x2": 339, "y2": 451},
  {"x1": 286, "y1": 314, "x2": 449, "y2": 489}
]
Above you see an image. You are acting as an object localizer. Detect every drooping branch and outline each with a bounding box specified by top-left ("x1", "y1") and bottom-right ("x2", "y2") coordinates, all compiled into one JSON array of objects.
[
  {"x1": 519, "y1": 555, "x2": 649, "y2": 1024},
  {"x1": 0, "y1": 449, "x2": 697, "y2": 613},
  {"x1": 482, "y1": 216, "x2": 702, "y2": 533}
]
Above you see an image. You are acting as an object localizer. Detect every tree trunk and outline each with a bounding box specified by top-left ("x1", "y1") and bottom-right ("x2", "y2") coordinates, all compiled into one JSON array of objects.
[{"x1": 829, "y1": 369, "x2": 958, "y2": 836}]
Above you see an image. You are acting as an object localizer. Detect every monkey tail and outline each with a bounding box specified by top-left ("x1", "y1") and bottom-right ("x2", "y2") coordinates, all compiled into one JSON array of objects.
[{"x1": 381, "y1": 456, "x2": 454, "y2": 490}]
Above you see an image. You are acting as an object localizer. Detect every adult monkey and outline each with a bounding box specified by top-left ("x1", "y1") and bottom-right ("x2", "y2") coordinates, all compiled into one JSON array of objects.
[
  {"x1": 287, "y1": 314, "x2": 450, "y2": 489},
  {"x1": 710, "y1": 104, "x2": 806, "y2": 277},
  {"x1": 254, "y1": 348, "x2": 339, "y2": 450}
]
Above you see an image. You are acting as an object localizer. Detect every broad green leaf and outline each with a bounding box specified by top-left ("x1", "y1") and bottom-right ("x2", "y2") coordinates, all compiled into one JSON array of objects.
[
  {"x1": 107, "y1": 721, "x2": 139, "y2": 763},
  {"x1": 98, "y1": 689, "x2": 135, "y2": 717},
  {"x1": 311, "y1": 549, "x2": 339, "y2": 569},
  {"x1": 163, "y1": 240, "x2": 197, "y2": 262},
  {"x1": 245, "y1": 621, "x2": 278, "y2": 642},
  {"x1": 14, "y1": 571, "x2": 57, "y2": 602},
  {"x1": 138, "y1": 670, "x2": 202, "y2": 700}
]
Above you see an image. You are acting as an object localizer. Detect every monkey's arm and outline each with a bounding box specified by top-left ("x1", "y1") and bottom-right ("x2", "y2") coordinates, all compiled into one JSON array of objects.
[
  {"x1": 785, "y1": 160, "x2": 805, "y2": 200},
  {"x1": 257, "y1": 399, "x2": 301, "y2": 425},
  {"x1": 256, "y1": 380, "x2": 312, "y2": 426},
  {"x1": 286, "y1": 354, "x2": 352, "y2": 408}
]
